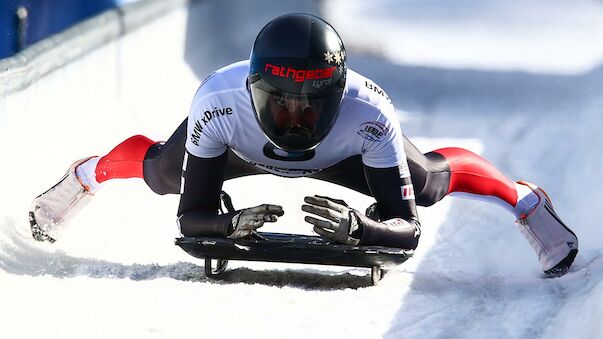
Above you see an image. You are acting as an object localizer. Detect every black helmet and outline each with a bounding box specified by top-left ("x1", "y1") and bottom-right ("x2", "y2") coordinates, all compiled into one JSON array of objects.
[{"x1": 248, "y1": 13, "x2": 346, "y2": 152}]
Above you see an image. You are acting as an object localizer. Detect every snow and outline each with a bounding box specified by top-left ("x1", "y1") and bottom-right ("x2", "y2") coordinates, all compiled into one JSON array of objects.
[{"x1": 1, "y1": 1, "x2": 603, "y2": 338}]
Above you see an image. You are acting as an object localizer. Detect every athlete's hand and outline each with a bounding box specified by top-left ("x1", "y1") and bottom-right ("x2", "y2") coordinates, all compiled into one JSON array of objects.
[
  {"x1": 302, "y1": 195, "x2": 361, "y2": 246},
  {"x1": 228, "y1": 204, "x2": 284, "y2": 239}
]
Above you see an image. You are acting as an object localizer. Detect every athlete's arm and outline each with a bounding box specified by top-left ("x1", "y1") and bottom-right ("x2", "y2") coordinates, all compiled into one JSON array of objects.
[
  {"x1": 177, "y1": 150, "x2": 284, "y2": 238},
  {"x1": 178, "y1": 73, "x2": 243, "y2": 237},
  {"x1": 359, "y1": 164, "x2": 421, "y2": 249},
  {"x1": 177, "y1": 150, "x2": 235, "y2": 237},
  {"x1": 302, "y1": 164, "x2": 421, "y2": 249}
]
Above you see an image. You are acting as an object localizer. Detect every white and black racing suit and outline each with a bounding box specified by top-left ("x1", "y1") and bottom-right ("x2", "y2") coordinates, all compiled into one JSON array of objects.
[{"x1": 143, "y1": 61, "x2": 451, "y2": 249}]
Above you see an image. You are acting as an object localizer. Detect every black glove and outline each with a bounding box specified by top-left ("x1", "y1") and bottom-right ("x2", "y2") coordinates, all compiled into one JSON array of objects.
[
  {"x1": 303, "y1": 196, "x2": 421, "y2": 249},
  {"x1": 228, "y1": 204, "x2": 284, "y2": 239},
  {"x1": 301, "y1": 195, "x2": 361, "y2": 246}
]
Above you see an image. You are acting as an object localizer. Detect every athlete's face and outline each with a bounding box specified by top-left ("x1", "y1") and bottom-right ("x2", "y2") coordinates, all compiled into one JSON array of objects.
[{"x1": 268, "y1": 93, "x2": 320, "y2": 133}]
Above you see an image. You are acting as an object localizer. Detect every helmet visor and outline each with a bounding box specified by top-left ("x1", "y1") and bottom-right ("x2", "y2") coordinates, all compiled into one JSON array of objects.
[{"x1": 249, "y1": 77, "x2": 344, "y2": 152}]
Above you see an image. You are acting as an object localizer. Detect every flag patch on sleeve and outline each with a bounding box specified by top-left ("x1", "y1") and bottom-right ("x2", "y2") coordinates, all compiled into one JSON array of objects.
[{"x1": 401, "y1": 184, "x2": 415, "y2": 200}]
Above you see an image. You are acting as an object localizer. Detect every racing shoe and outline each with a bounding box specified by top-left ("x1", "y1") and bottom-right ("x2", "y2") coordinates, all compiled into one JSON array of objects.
[
  {"x1": 29, "y1": 158, "x2": 95, "y2": 243},
  {"x1": 516, "y1": 181, "x2": 578, "y2": 278}
]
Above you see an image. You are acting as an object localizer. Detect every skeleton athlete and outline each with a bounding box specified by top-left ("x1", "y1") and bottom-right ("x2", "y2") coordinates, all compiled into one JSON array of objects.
[{"x1": 30, "y1": 13, "x2": 578, "y2": 277}]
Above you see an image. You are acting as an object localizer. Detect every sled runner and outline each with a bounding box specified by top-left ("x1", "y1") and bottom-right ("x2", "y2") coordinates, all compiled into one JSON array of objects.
[{"x1": 175, "y1": 232, "x2": 413, "y2": 285}]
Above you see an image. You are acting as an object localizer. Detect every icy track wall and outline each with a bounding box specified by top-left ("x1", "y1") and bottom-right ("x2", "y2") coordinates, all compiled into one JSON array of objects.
[{"x1": 0, "y1": 0, "x2": 196, "y2": 218}]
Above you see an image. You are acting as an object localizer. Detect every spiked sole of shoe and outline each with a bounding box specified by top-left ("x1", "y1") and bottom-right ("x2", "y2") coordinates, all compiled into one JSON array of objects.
[
  {"x1": 28, "y1": 211, "x2": 57, "y2": 243},
  {"x1": 544, "y1": 248, "x2": 578, "y2": 278}
]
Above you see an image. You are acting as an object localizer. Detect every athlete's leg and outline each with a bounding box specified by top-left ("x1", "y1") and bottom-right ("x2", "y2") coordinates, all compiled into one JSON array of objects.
[
  {"x1": 404, "y1": 135, "x2": 578, "y2": 276},
  {"x1": 73, "y1": 135, "x2": 157, "y2": 193},
  {"x1": 402, "y1": 135, "x2": 522, "y2": 210},
  {"x1": 141, "y1": 119, "x2": 187, "y2": 195},
  {"x1": 77, "y1": 118, "x2": 262, "y2": 195},
  {"x1": 307, "y1": 135, "x2": 452, "y2": 206},
  {"x1": 31, "y1": 131, "x2": 161, "y2": 242},
  {"x1": 308, "y1": 135, "x2": 459, "y2": 207},
  {"x1": 312, "y1": 135, "x2": 577, "y2": 276},
  {"x1": 30, "y1": 118, "x2": 261, "y2": 242},
  {"x1": 29, "y1": 125, "x2": 177, "y2": 242},
  {"x1": 72, "y1": 119, "x2": 184, "y2": 194}
]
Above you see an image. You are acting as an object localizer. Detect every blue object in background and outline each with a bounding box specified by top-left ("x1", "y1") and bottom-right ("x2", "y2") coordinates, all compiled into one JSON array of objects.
[{"x1": 0, "y1": 0, "x2": 118, "y2": 59}]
